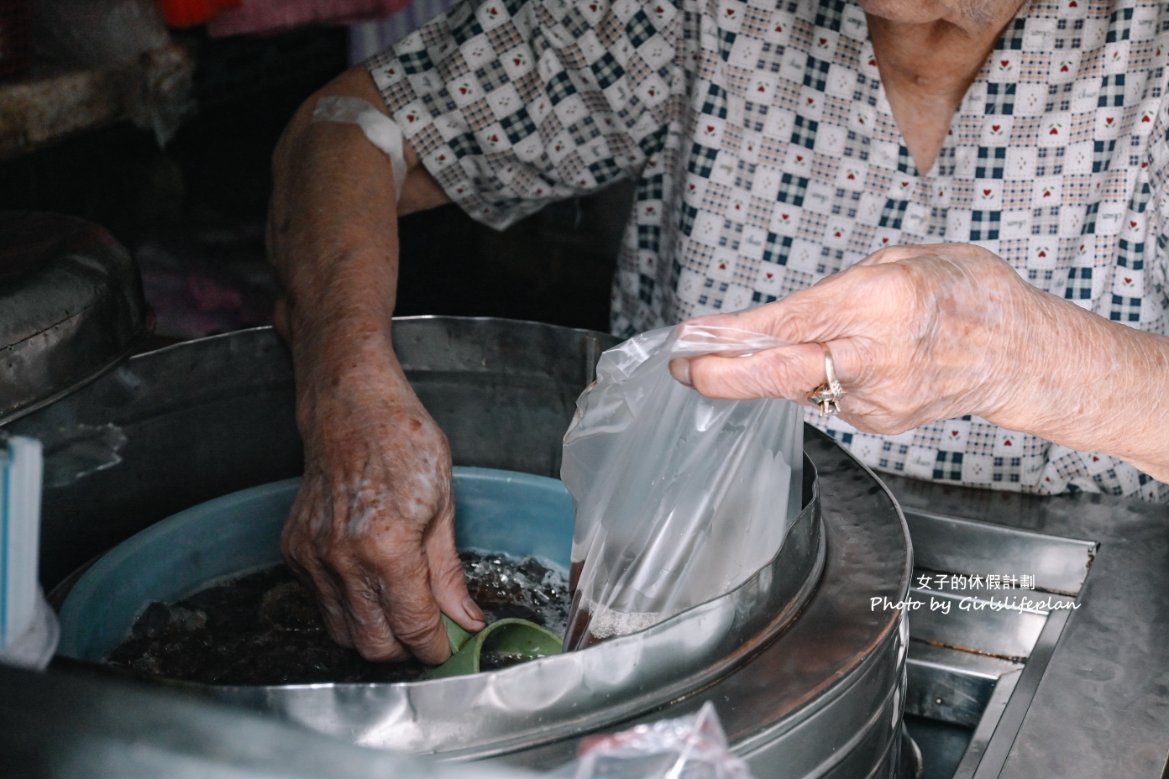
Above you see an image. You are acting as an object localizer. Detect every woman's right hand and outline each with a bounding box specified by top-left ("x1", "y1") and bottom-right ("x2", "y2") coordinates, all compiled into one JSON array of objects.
[
  {"x1": 266, "y1": 64, "x2": 475, "y2": 663},
  {"x1": 282, "y1": 359, "x2": 485, "y2": 663}
]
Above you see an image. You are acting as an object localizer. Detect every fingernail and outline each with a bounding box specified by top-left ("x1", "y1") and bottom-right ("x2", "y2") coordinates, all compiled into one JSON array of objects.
[
  {"x1": 669, "y1": 358, "x2": 693, "y2": 387},
  {"x1": 463, "y1": 597, "x2": 486, "y2": 626}
]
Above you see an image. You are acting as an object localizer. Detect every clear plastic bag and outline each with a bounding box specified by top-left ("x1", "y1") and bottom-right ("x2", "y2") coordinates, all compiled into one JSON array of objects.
[
  {"x1": 561, "y1": 324, "x2": 803, "y2": 651},
  {"x1": 557, "y1": 701, "x2": 755, "y2": 779}
]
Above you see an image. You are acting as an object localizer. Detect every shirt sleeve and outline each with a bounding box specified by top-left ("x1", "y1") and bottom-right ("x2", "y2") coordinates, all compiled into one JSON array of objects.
[{"x1": 366, "y1": 0, "x2": 687, "y2": 229}]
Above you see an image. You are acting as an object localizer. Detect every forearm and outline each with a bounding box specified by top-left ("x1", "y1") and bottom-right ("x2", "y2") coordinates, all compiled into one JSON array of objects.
[
  {"x1": 987, "y1": 288, "x2": 1169, "y2": 482},
  {"x1": 267, "y1": 66, "x2": 448, "y2": 406}
]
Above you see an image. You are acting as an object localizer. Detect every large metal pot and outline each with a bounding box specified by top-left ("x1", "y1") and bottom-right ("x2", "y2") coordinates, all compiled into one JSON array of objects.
[
  {"x1": 0, "y1": 212, "x2": 146, "y2": 426},
  {"x1": 8, "y1": 317, "x2": 912, "y2": 777}
]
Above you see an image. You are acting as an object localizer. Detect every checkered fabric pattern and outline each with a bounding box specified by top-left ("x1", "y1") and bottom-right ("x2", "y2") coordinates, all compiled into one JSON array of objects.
[{"x1": 369, "y1": 0, "x2": 1169, "y2": 501}]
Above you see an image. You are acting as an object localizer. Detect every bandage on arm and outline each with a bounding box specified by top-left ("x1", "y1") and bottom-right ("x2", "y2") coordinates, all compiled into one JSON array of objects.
[{"x1": 312, "y1": 95, "x2": 407, "y2": 199}]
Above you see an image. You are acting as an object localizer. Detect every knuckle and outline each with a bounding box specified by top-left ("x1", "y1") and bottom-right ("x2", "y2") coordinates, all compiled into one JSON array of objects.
[
  {"x1": 391, "y1": 614, "x2": 443, "y2": 650},
  {"x1": 368, "y1": 557, "x2": 419, "y2": 592},
  {"x1": 849, "y1": 342, "x2": 879, "y2": 385},
  {"x1": 430, "y1": 556, "x2": 467, "y2": 589},
  {"x1": 353, "y1": 631, "x2": 407, "y2": 662}
]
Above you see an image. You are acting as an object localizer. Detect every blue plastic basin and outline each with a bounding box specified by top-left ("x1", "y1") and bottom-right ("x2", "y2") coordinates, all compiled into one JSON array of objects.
[{"x1": 56, "y1": 467, "x2": 574, "y2": 662}]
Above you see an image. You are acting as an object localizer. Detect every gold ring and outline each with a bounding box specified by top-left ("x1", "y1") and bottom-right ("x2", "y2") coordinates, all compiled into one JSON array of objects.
[{"x1": 808, "y1": 342, "x2": 845, "y2": 416}]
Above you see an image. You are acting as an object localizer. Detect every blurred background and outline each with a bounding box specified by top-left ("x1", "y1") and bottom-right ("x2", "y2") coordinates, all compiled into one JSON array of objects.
[{"x1": 0, "y1": 0, "x2": 629, "y2": 346}]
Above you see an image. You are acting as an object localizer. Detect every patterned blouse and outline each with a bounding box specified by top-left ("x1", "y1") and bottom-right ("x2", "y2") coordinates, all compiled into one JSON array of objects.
[{"x1": 368, "y1": 0, "x2": 1169, "y2": 500}]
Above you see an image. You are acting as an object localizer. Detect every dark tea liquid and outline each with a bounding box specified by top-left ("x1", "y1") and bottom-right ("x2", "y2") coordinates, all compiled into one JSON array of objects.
[
  {"x1": 105, "y1": 551, "x2": 570, "y2": 685},
  {"x1": 564, "y1": 556, "x2": 662, "y2": 650}
]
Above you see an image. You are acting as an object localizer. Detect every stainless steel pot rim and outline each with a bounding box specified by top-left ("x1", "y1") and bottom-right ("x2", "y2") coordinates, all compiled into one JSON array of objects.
[
  {"x1": 55, "y1": 458, "x2": 823, "y2": 757},
  {"x1": 18, "y1": 319, "x2": 913, "y2": 775}
]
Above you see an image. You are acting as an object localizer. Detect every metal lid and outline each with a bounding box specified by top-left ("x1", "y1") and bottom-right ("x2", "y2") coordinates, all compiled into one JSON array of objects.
[{"x1": 0, "y1": 212, "x2": 147, "y2": 426}]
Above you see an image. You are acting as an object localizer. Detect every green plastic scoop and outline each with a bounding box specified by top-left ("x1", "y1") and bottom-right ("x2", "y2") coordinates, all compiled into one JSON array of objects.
[{"x1": 427, "y1": 615, "x2": 563, "y2": 679}]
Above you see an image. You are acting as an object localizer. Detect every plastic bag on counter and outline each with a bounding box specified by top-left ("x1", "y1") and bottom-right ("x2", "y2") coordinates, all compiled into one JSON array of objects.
[
  {"x1": 561, "y1": 324, "x2": 803, "y2": 651},
  {"x1": 552, "y1": 701, "x2": 755, "y2": 779}
]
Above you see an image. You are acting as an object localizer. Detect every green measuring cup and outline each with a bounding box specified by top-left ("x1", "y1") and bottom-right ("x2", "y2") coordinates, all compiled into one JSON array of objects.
[{"x1": 427, "y1": 615, "x2": 563, "y2": 679}]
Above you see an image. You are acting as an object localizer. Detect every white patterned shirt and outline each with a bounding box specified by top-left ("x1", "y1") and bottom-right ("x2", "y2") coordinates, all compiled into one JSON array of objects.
[{"x1": 369, "y1": 0, "x2": 1169, "y2": 500}]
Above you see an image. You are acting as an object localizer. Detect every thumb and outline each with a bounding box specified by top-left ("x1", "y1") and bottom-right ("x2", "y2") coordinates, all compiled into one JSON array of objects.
[
  {"x1": 681, "y1": 341, "x2": 825, "y2": 401},
  {"x1": 426, "y1": 505, "x2": 486, "y2": 632},
  {"x1": 695, "y1": 280, "x2": 852, "y2": 348}
]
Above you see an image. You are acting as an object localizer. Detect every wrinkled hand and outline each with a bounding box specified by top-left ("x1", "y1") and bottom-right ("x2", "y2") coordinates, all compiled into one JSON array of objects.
[
  {"x1": 671, "y1": 244, "x2": 1056, "y2": 435},
  {"x1": 283, "y1": 365, "x2": 485, "y2": 662}
]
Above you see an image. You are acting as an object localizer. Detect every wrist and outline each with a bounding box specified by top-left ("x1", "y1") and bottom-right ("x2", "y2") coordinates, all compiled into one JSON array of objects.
[
  {"x1": 292, "y1": 354, "x2": 417, "y2": 438},
  {"x1": 975, "y1": 285, "x2": 1068, "y2": 434},
  {"x1": 288, "y1": 312, "x2": 416, "y2": 420},
  {"x1": 975, "y1": 287, "x2": 1165, "y2": 464}
]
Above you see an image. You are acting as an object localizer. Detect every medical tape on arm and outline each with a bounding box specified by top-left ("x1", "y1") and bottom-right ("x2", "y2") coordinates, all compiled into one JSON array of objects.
[{"x1": 312, "y1": 95, "x2": 408, "y2": 199}]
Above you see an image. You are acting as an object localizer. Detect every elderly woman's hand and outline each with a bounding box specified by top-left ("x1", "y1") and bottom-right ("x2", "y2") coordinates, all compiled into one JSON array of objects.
[
  {"x1": 670, "y1": 244, "x2": 1055, "y2": 435},
  {"x1": 282, "y1": 360, "x2": 485, "y2": 663}
]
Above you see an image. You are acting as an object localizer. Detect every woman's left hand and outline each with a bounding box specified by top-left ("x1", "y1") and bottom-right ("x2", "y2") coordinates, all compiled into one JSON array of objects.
[{"x1": 670, "y1": 244, "x2": 1057, "y2": 435}]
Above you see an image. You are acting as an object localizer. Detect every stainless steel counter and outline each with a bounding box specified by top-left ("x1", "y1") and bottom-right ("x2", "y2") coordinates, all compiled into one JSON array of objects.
[
  {"x1": 884, "y1": 474, "x2": 1169, "y2": 778},
  {"x1": 501, "y1": 469, "x2": 1169, "y2": 779}
]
